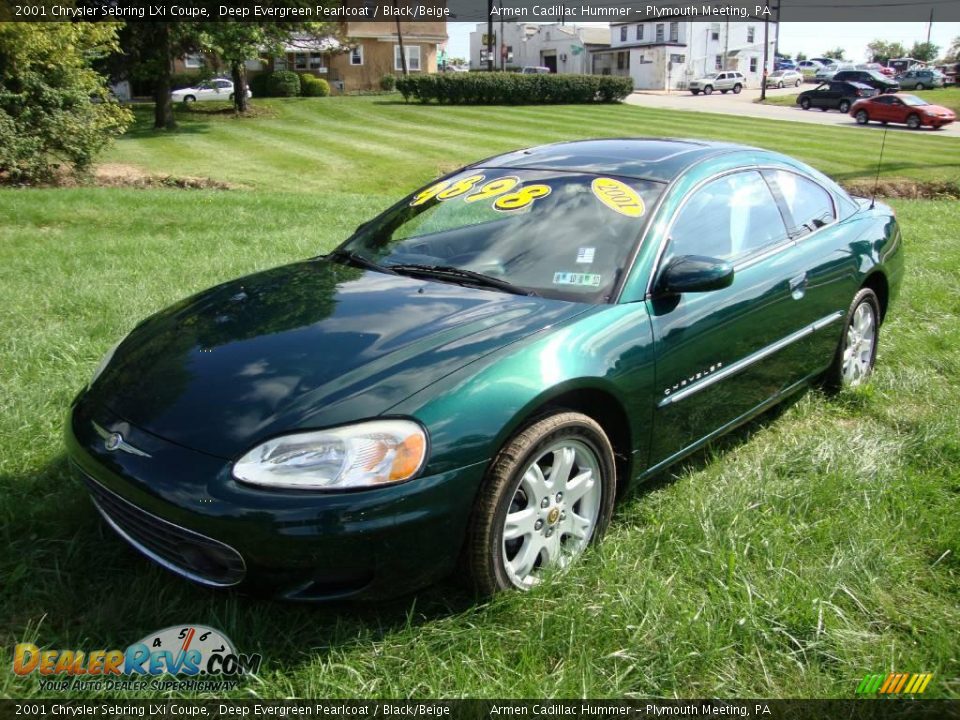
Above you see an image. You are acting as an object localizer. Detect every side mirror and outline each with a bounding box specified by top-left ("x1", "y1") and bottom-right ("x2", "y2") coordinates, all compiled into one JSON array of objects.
[{"x1": 657, "y1": 255, "x2": 734, "y2": 295}]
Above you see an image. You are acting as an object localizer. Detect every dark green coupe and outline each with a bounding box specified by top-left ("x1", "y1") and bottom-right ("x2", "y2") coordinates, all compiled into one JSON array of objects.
[{"x1": 67, "y1": 139, "x2": 903, "y2": 599}]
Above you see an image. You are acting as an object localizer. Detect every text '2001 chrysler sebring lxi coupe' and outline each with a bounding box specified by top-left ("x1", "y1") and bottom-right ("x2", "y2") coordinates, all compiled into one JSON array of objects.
[{"x1": 67, "y1": 139, "x2": 903, "y2": 600}]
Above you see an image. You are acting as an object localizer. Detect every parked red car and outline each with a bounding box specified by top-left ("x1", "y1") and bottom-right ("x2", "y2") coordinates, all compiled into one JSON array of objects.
[{"x1": 850, "y1": 93, "x2": 956, "y2": 129}]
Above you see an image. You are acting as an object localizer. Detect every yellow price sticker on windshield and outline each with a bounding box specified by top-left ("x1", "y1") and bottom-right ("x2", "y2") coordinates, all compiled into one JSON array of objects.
[
  {"x1": 591, "y1": 177, "x2": 645, "y2": 218},
  {"x1": 410, "y1": 180, "x2": 452, "y2": 206},
  {"x1": 493, "y1": 184, "x2": 552, "y2": 212}
]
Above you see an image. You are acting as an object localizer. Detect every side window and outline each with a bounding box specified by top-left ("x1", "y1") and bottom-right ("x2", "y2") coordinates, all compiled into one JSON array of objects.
[
  {"x1": 765, "y1": 170, "x2": 835, "y2": 237},
  {"x1": 666, "y1": 171, "x2": 788, "y2": 263}
]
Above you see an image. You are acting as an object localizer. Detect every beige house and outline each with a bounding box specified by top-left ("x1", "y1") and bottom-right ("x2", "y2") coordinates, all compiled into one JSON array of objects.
[
  {"x1": 266, "y1": 22, "x2": 448, "y2": 92},
  {"x1": 175, "y1": 21, "x2": 448, "y2": 94}
]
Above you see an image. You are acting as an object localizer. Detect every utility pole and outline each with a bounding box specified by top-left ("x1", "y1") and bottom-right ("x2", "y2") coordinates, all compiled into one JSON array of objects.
[
  {"x1": 499, "y1": 0, "x2": 504, "y2": 71},
  {"x1": 927, "y1": 8, "x2": 933, "y2": 44},
  {"x1": 760, "y1": 11, "x2": 770, "y2": 101},
  {"x1": 487, "y1": 0, "x2": 494, "y2": 71},
  {"x1": 393, "y1": 1, "x2": 407, "y2": 75}
]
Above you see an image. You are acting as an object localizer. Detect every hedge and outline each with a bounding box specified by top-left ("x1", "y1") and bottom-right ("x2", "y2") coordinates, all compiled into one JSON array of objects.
[
  {"x1": 300, "y1": 74, "x2": 330, "y2": 97},
  {"x1": 267, "y1": 70, "x2": 301, "y2": 97},
  {"x1": 395, "y1": 73, "x2": 633, "y2": 105}
]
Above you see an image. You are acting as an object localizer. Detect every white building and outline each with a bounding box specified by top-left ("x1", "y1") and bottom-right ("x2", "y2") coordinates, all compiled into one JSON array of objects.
[
  {"x1": 469, "y1": 23, "x2": 609, "y2": 73},
  {"x1": 592, "y1": 20, "x2": 777, "y2": 90}
]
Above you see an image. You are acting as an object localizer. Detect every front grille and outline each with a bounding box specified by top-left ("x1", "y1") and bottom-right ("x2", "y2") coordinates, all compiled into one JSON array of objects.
[{"x1": 80, "y1": 469, "x2": 245, "y2": 587}]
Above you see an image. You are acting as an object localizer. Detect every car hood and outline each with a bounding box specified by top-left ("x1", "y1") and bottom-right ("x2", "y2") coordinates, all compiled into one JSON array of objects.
[
  {"x1": 922, "y1": 104, "x2": 954, "y2": 115},
  {"x1": 90, "y1": 259, "x2": 587, "y2": 458}
]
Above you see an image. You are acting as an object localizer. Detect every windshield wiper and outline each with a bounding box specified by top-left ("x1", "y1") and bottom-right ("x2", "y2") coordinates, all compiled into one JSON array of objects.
[
  {"x1": 386, "y1": 263, "x2": 538, "y2": 297},
  {"x1": 328, "y1": 249, "x2": 398, "y2": 275}
]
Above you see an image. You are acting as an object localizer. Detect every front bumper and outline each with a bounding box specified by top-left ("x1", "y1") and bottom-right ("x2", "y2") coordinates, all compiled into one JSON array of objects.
[{"x1": 66, "y1": 397, "x2": 487, "y2": 600}]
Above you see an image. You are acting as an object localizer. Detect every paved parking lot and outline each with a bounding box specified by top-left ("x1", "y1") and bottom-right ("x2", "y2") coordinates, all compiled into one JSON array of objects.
[{"x1": 625, "y1": 85, "x2": 960, "y2": 136}]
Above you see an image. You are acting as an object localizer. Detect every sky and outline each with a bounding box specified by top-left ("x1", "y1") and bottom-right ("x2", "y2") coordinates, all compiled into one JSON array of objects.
[{"x1": 444, "y1": 21, "x2": 960, "y2": 63}]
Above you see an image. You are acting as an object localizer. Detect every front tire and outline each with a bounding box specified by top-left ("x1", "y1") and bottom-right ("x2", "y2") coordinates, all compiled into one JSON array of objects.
[
  {"x1": 800, "y1": 97, "x2": 811, "y2": 110},
  {"x1": 691, "y1": 89, "x2": 700, "y2": 95},
  {"x1": 915, "y1": 82, "x2": 925, "y2": 91},
  {"x1": 795, "y1": 79, "x2": 802, "y2": 87},
  {"x1": 183, "y1": 95, "x2": 196, "y2": 104},
  {"x1": 777, "y1": 81, "x2": 784, "y2": 89},
  {"x1": 703, "y1": 85, "x2": 713, "y2": 95},
  {"x1": 462, "y1": 412, "x2": 616, "y2": 596},
  {"x1": 823, "y1": 288, "x2": 880, "y2": 391},
  {"x1": 907, "y1": 113, "x2": 921, "y2": 129},
  {"x1": 733, "y1": 83, "x2": 742, "y2": 94}
]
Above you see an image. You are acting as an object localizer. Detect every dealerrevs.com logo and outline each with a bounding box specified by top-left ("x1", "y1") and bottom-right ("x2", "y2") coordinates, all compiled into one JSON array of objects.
[{"x1": 13, "y1": 625, "x2": 262, "y2": 692}]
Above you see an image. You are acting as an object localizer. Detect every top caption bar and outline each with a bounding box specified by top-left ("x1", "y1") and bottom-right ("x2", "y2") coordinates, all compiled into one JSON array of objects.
[{"x1": 2, "y1": 0, "x2": 959, "y2": 22}]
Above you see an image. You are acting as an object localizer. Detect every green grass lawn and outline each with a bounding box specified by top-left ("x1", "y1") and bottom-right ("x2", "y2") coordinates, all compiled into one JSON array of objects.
[
  {"x1": 1, "y1": 97, "x2": 958, "y2": 700},
  {"x1": 761, "y1": 85, "x2": 960, "y2": 115}
]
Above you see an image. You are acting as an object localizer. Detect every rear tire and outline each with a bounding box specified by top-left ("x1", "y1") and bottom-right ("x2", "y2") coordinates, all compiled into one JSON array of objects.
[
  {"x1": 915, "y1": 82, "x2": 925, "y2": 90},
  {"x1": 777, "y1": 81, "x2": 784, "y2": 89},
  {"x1": 461, "y1": 412, "x2": 617, "y2": 597},
  {"x1": 795, "y1": 79, "x2": 802, "y2": 87},
  {"x1": 907, "y1": 113, "x2": 921, "y2": 129},
  {"x1": 855, "y1": 109, "x2": 869, "y2": 124},
  {"x1": 839, "y1": 99, "x2": 851, "y2": 113},
  {"x1": 823, "y1": 288, "x2": 880, "y2": 392}
]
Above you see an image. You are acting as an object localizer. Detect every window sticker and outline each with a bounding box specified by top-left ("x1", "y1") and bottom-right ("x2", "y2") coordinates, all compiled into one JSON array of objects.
[
  {"x1": 576, "y1": 247, "x2": 596, "y2": 264},
  {"x1": 591, "y1": 177, "x2": 645, "y2": 218},
  {"x1": 553, "y1": 272, "x2": 602, "y2": 287},
  {"x1": 493, "y1": 184, "x2": 552, "y2": 212}
]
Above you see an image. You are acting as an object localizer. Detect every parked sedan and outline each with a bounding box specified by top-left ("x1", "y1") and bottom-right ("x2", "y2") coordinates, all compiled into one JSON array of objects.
[
  {"x1": 765, "y1": 69, "x2": 804, "y2": 88},
  {"x1": 171, "y1": 78, "x2": 251, "y2": 104},
  {"x1": 851, "y1": 94, "x2": 956, "y2": 129},
  {"x1": 796, "y1": 81, "x2": 877, "y2": 113},
  {"x1": 689, "y1": 71, "x2": 745, "y2": 95},
  {"x1": 832, "y1": 70, "x2": 899, "y2": 93},
  {"x1": 895, "y1": 69, "x2": 946, "y2": 90},
  {"x1": 815, "y1": 63, "x2": 854, "y2": 81},
  {"x1": 796, "y1": 60, "x2": 823, "y2": 77},
  {"x1": 68, "y1": 139, "x2": 902, "y2": 600}
]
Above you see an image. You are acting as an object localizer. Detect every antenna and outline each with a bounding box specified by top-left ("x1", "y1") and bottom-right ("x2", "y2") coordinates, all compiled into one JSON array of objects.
[{"x1": 870, "y1": 128, "x2": 888, "y2": 210}]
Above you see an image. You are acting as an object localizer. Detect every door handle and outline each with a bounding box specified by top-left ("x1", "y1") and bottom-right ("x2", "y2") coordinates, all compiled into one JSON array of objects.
[{"x1": 789, "y1": 273, "x2": 807, "y2": 299}]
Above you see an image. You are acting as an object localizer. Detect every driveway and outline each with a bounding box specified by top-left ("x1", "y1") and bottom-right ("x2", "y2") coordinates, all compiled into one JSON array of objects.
[{"x1": 625, "y1": 86, "x2": 960, "y2": 136}]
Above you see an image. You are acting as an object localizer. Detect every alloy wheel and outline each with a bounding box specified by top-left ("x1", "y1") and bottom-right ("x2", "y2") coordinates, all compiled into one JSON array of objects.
[
  {"x1": 842, "y1": 302, "x2": 877, "y2": 386},
  {"x1": 502, "y1": 439, "x2": 602, "y2": 588}
]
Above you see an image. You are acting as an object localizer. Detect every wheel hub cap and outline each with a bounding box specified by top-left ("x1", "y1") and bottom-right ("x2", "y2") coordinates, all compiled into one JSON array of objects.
[
  {"x1": 501, "y1": 439, "x2": 603, "y2": 589},
  {"x1": 841, "y1": 302, "x2": 876, "y2": 387}
]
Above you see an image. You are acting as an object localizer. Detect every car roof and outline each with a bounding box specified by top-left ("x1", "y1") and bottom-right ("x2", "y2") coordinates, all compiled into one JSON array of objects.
[{"x1": 471, "y1": 138, "x2": 753, "y2": 183}]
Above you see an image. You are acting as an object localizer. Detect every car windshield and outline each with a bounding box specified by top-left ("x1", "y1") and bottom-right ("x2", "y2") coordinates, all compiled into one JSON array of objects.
[
  {"x1": 900, "y1": 94, "x2": 930, "y2": 106},
  {"x1": 770, "y1": 71, "x2": 784, "y2": 77},
  {"x1": 339, "y1": 169, "x2": 663, "y2": 303}
]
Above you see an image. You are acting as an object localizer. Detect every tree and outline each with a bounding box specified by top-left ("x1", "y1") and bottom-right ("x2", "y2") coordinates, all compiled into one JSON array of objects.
[
  {"x1": 0, "y1": 22, "x2": 132, "y2": 183},
  {"x1": 795, "y1": 51, "x2": 807, "y2": 61},
  {"x1": 909, "y1": 41, "x2": 939, "y2": 63},
  {"x1": 866, "y1": 39, "x2": 906, "y2": 63},
  {"x1": 116, "y1": 22, "x2": 204, "y2": 129},
  {"x1": 823, "y1": 48, "x2": 846, "y2": 60},
  {"x1": 948, "y1": 36, "x2": 960, "y2": 62}
]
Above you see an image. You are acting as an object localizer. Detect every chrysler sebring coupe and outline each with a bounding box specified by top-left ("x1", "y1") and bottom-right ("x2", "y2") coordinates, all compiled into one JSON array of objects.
[{"x1": 67, "y1": 139, "x2": 903, "y2": 600}]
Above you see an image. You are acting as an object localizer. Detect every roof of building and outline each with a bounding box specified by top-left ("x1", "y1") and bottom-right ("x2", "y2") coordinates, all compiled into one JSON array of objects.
[
  {"x1": 579, "y1": 27, "x2": 611, "y2": 45},
  {"x1": 472, "y1": 138, "x2": 748, "y2": 182}
]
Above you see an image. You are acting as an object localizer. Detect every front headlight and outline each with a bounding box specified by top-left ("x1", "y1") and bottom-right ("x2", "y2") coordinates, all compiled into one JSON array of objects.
[
  {"x1": 232, "y1": 420, "x2": 427, "y2": 490},
  {"x1": 90, "y1": 339, "x2": 122, "y2": 386}
]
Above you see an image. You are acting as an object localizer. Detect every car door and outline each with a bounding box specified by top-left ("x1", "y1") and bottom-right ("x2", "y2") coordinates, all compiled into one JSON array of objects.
[
  {"x1": 810, "y1": 83, "x2": 830, "y2": 107},
  {"x1": 871, "y1": 95, "x2": 894, "y2": 121},
  {"x1": 646, "y1": 169, "x2": 805, "y2": 468}
]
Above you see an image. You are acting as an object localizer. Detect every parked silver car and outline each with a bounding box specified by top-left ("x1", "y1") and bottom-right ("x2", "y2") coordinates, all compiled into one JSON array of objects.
[
  {"x1": 689, "y1": 71, "x2": 746, "y2": 95},
  {"x1": 896, "y1": 69, "x2": 946, "y2": 90},
  {"x1": 765, "y1": 69, "x2": 804, "y2": 88}
]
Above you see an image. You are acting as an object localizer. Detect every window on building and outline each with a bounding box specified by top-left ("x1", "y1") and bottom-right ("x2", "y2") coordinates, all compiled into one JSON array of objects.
[
  {"x1": 620, "y1": 26, "x2": 627, "y2": 42},
  {"x1": 655, "y1": 24, "x2": 664, "y2": 42},
  {"x1": 294, "y1": 53, "x2": 307, "y2": 70},
  {"x1": 750, "y1": 57, "x2": 758, "y2": 72},
  {"x1": 715, "y1": 54, "x2": 723, "y2": 70},
  {"x1": 711, "y1": 28, "x2": 720, "y2": 41},
  {"x1": 274, "y1": 56, "x2": 288, "y2": 71},
  {"x1": 669, "y1": 22, "x2": 679, "y2": 42},
  {"x1": 309, "y1": 52, "x2": 324, "y2": 69},
  {"x1": 636, "y1": 24, "x2": 643, "y2": 40},
  {"x1": 350, "y1": 45, "x2": 363, "y2": 66},
  {"x1": 183, "y1": 54, "x2": 203, "y2": 69},
  {"x1": 395, "y1": 45, "x2": 421, "y2": 72},
  {"x1": 616, "y1": 51, "x2": 629, "y2": 70},
  {"x1": 747, "y1": 26, "x2": 756, "y2": 43},
  {"x1": 670, "y1": 54, "x2": 685, "y2": 63}
]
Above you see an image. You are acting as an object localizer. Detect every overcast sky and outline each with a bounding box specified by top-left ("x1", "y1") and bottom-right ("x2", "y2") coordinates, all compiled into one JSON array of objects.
[{"x1": 444, "y1": 21, "x2": 960, "y2": 63}]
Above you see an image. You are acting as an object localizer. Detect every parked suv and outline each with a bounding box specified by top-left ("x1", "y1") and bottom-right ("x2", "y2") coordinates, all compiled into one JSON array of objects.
[
  {"x1": 688, "y1": 72, "x2": 745, "y2": 95},
  {"x1": 832, "y1": 69, "x2": 899, "y2": 93},
  {"x1": 796, "y1": 81, "x2": 877, "y2": 113},
  {"x1": 896, "y1": 69, "x2": 945, "y2": 90}
]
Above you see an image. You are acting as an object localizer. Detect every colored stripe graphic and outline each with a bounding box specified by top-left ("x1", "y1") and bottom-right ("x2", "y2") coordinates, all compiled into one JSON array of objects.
[{"x1": 858, "y1": 672, "x2": 932, "y2": 694}]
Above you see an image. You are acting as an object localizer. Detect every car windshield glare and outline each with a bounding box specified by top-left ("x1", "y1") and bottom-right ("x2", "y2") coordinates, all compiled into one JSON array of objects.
[
  {"x1": 341, "y1": 169, "x2": 664, "y2": 303},
  {"x1": 900, "y1": 94, "x2": 930, "y2": 106}
]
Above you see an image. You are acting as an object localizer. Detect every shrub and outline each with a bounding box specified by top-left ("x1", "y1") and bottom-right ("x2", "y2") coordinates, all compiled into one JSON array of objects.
[
  {"x1": 379, "y1": 74, "x2": 397, "y2": 91},
  {"x1": 248, "y1": 72, "x2": 271, "y2": 98},
  {"x1": 267, "y1": 70, "x2": 301, "y2": 97},
  {"x1": 395, "y1": 73, "x2": 633, "y2": 105},
  {"x1": 300, "y1": 74, "x2": 330, "y2": 97}
]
